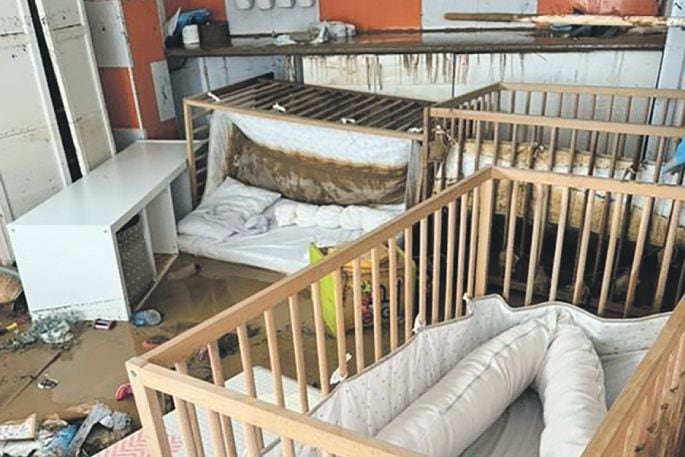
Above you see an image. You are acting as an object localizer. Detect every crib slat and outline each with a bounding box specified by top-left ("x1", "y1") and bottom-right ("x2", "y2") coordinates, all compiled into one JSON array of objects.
[
  {"x1": 371, "y1": 247, "x2": 383, "y2": 361},
  {"x1": 419, "y1": 218, "x2": 428, "y2": 324},
  {"x1": 236, "y1": 325, "x2": 264, "y2": 450},
  {"x1": 573, "y1": 190, "x2": 595, "y2": 305},
  {"x1": 388, "y1": 237, "x2": 399, "y2": 350},
  {"x1": 456, "y1": 194, "x2": 468, "y2": 316},
  {"x1": 352, "y1": 258, "x2": 365, "y2": 372},
  {"x1": 310, "y1": 282, "x2": 330, "y2": 395},
  {"x1": 503, "y1": 181, "x2": 519, "y2": 301},
  {"x1": 467, "y1": 188, "x2": 480, "y2": 298},
  {"x1": 549, "y1": 187, "x2": 570, "y2": 301},
  {"x1": 475, "y1": 181, "x2": 494, "y2": 296},
  {"x1": 598, "y1": 194, "x2": 625, "y2": 316},
  {"x1": 266, "y1": 313, "x2": 298, "y2": 457},
  {"x1": 207, "y1": 341, "x2": 237, "y2": 457},
  {"x1": 286, "y1": 295, "x2": 309, "y2": 413},
  {"x1": 333, "y1": 269, "x2": 348, "y2": 378},
  {"x1": 654, "y1": 200, "x2": 682, "y2": 312},
  {"x1": 174, "y1": 362, "x2": 205, "y2": 457},
  {"x1": 525, "y1": 184, "x2": 545, "y2": 305},
  {"x1": 403, "y1": 226, "x2": 414, "y2": 342},
  {"x1": 624, "y1": 198, "x2": 654, "y2": 316},
  {"x1": 444, "y1": 200, "x2": 457, "y2": 320},
  {"x1": 432, "y1": 209, "x2": 443, "y2": 323}
]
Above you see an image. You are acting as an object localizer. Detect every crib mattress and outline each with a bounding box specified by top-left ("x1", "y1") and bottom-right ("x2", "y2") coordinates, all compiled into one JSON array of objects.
[{"x1": 178, "y1": 224, "x2": 362, "y2": 274}]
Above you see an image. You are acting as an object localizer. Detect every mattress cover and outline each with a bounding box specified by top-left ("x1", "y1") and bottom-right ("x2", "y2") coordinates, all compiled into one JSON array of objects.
[{"x1": 263, "y1": 295, "x2": 669, "y2": 457}]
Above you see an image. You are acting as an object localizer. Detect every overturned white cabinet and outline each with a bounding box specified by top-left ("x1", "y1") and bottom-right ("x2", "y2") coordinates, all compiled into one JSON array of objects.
[{"x1": 9, "y1": 141, "x2": 191, "y2": 321}]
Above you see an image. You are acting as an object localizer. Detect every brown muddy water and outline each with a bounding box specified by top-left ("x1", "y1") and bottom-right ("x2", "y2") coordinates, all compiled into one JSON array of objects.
[{"x1": 0, "y1": 255, "x2": 283, "y2": 425}]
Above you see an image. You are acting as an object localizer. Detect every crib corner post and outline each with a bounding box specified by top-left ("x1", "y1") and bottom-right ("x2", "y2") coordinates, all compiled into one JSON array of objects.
[
  {"x1": 126, "y1": 358, "x2": 173, "y2": 457},
  {"x1": 475, "y1": 179, "x2": 494, "y2": 297}
]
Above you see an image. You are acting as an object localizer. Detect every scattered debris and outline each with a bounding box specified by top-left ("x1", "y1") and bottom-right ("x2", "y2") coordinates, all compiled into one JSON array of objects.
[
  {"x1": 274, "y1": 34, "x2": 297, "y2": 46},
  {"x1": 143, "y1": 334, "x2": 170, "y2": 350},
  {"x1": 93, "y1": 319, "x2": 115, "y2": 331},
  {"x1": 37, "y1": 374, "x2": 59, "y2": 391},
  {"x1": 133, "y1": 309, "x2": 162, "y2": 327},
  {"x1": 166, "y1": 262, "x2": 201, "y2": 281},
  {"x1": 34, "y1": 319, "x2": 75, "y2": 346},
  {"x1": 43, "y1": 423, "x2": 77, "y2": 457},
  {"x1": 66, "y1": 403, "x2": 111, "y2": 457},
  {"x1": 114, "y1": 383, "x2": 133, "y2": 402},
  {"x1": 0, "y1": 414, "x2": 37, "y2": 441}
]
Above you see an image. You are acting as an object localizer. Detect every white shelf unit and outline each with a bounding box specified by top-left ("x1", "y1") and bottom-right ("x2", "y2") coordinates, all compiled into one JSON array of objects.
[{"x1": 8, "y1": 141, "x2": 191, "y2": 321}]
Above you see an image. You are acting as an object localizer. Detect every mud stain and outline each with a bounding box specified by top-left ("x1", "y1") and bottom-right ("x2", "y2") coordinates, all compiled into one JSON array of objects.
[{"x1": 0, "y1": 255, "x2": 281, "y2": 424}]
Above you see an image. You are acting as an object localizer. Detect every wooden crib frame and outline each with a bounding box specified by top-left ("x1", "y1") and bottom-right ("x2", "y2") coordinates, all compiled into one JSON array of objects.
[
  {"x1": 182, "y1": 73, "x2": 431, "y2": 207},
  {"x1": 129, "y1": 166, "x2": 685, "y2": 457},
  {"x1": 429, "y1": 82, "x2": 685, "y2": 188}
]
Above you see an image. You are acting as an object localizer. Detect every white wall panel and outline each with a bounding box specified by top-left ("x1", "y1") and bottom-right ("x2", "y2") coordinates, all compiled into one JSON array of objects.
[
  {"x1": 303, "y1": 50, "x2": 663, "y2": 102},
  {"x1": 169, "y1": 55, "x2": 286, "y2": 133},
  {"x1": 84, "y1": 0, "x2": 132, "y2": 68},
  {"x1": 35, "y1": 0, "x2": 116, "y2": 174},
  {"x1": 224, "y1": 0, "x2": 319, "y2": 35},
  {"x1": 0, "y1": 0, "x2": 71, "y2": 264},
  {"x1": 151, "y1": 60, "x2": 176, "y2": 122},
  {"x1": 302, "y1": 54, "x2": 455, "y2": 101},
  {"x1": 422, "y1": 0, "x2": 537, "y2": 29}
]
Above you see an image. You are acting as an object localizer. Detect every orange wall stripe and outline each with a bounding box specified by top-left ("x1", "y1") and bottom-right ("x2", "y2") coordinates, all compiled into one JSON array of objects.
[
  {"x1": 98, "y1": 68, "x2": 140, "y2": 129},
  {"x1": 320, "y1": 0, "x2": 421, "y2": 31},
  {"x1": 164, "y1": 0, "x2": 227, "y2": 22}
]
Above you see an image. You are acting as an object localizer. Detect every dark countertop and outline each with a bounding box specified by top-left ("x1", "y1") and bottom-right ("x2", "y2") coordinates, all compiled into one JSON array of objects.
[{"x1": 166, "y1": 29, "x2": 666, "y2": 58}]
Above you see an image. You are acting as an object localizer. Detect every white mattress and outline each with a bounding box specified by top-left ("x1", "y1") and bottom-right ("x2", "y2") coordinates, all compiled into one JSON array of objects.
[{"x1": 178, "y1": 224, "x2": 362, "y2": 274}]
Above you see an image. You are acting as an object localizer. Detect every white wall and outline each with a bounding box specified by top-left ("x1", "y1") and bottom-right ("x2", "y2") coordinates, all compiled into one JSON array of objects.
[{"x1": 301, "y1": 50, "x2": 664, "y2": 102}]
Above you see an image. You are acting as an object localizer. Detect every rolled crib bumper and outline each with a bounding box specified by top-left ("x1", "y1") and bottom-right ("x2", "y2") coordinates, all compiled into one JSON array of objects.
[{"x1": 376, "y1": 313, "x2": 558, "y2": 457}]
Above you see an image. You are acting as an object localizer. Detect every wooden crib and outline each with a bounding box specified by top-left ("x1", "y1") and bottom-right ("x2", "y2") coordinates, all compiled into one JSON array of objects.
[
  {"x1": 128, "y1": 167, "x2": 685, "y2": 457},
  {"x1": 429, "y1": 83, "x2": 685, "y2": 184}
]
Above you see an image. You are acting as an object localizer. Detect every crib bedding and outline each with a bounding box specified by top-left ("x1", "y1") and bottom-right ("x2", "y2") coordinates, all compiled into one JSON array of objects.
[
  {"x1": 263, "y1": 295, "x2": 668, "y2": 457},
  {"x1": 177, "y1": 175, "x2": 405, "y2": 273},
  {"x1": 178, "y1": 224, "x2": 361, "y2": 274}
]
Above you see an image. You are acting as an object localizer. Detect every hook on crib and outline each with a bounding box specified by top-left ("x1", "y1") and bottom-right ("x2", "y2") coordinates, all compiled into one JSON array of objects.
[{"x1": 330, "y1": 353, "x2": 352, "y2": 385}]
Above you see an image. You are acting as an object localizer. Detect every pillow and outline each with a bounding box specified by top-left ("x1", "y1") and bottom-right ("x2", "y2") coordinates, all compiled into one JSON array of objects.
[
  {"x1": 316, "y1": 205, "x2": 342, "y2": 229},
  {"x1": 376, "y1": 313, "x2": 558, "y2": 457},
  {"x1": 177, "y1": 213, "x2": 237, "y2": 241},
  {"x1": 206, "y1": 177, "x2": 281, "y2": 219},
  {"x1": 273, "y1": 201, "x2": 298, "y2": 227},
  {"x1": 295, "y1": 203, "x2": 318, "y2": 228},
  {"x1": 535, "y1": 318, "x2": 607, "y2": 457},
  {"x1": 340, "y1": 206, "x2": 394, "y2": 232}
]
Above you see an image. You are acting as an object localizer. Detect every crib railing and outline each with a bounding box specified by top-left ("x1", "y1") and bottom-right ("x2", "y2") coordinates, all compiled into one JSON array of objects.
[
  {"x1": 129, "y1": 166, "x2": 685, "y2": 457},
  {"x1": 583, "y1": 296, "x2": 685, "y2": 457},
  {"x1": 430, "y1": 83, "x2": 685, "y2": 185}
]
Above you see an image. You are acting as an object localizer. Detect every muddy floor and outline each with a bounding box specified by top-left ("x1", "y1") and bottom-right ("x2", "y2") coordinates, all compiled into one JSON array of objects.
[{"x1": 0, "y1": 255, "x2": 284, "y2": 424}]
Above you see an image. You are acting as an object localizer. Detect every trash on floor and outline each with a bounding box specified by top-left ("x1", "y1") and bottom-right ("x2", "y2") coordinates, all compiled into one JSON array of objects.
[
  {"x1": 92, "y1": 319, "x2": 115, "y2": 331},
  {"x1": 114, "y1": 383, "x2": 133, "y2": 402},
  {"x1": 133, "y1": 309, "x2": 162, "y2": 327},
  {"x1": 166, "y1": 262, "x2": 201, "y2": 281},
  {"x1": 66, "y1": 403, "x2": 114, "y2": 456},
  {"x1": 0, "y1": 414, "x2": 37, "y2": 441},
  {"x1": 37, "y1": 374, "x2": 59, "y2": 391},
  {"x1": 34, "y1": 318, "x2": 75, "y2": 346},
  {"x1": 142, "y1": 334, "x2": 170, "y2": 350},
  {"x1": 0, "y1": 266, "x2": 23, "y2": 305}
]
